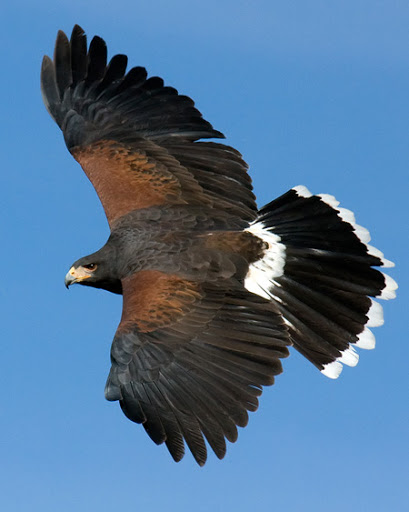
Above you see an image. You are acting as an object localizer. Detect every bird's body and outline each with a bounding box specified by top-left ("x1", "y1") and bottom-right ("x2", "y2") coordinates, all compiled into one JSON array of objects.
[{"x1": 42, "y1": 25, "x2": 397, "y2": 465}]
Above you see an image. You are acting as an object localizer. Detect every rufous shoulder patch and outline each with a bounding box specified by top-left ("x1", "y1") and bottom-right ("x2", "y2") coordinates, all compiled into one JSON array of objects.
[
  {"x1": 119, "y1": 270, "x2": 203, "y2": 333},
  {"x1": 73, "y1": 140, "x2": 183, "y2": 226}
]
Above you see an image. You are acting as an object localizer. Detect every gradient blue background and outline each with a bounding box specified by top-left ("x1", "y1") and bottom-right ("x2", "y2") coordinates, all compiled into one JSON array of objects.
[{"x1": 1, "y1": 1, "x2": 407, "y2": 511}]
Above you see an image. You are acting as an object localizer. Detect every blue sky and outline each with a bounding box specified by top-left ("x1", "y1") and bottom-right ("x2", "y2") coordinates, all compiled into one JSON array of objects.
[{"x1": 1, "y1": 1, "x2": 408, "y2": 511}]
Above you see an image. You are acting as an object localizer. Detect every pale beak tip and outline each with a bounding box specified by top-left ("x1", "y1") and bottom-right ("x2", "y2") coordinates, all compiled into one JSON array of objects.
[{"x1": 64, "y1": 270, "x2": 76, "y2": 289}]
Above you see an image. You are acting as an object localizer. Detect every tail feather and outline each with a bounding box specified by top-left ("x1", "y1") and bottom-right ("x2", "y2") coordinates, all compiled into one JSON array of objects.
[{"x1": 245, "y1": 186, "x2": 397, "y2": 379}]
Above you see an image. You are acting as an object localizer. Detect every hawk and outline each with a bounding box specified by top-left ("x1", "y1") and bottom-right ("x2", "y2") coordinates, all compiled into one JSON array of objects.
[{"x1": 41, "y1": 25, "x2": 397, "y2": 465}]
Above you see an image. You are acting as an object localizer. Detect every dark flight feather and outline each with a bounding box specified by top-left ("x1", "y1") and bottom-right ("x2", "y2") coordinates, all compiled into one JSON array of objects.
[{"x1": 70, "y1": 25, "x2": 87, "y2": 85}]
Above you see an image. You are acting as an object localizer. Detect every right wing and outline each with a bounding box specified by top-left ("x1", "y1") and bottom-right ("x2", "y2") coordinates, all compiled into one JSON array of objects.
[{"x1": 104, "y1": 270, "x2": 290, "y2": 465}]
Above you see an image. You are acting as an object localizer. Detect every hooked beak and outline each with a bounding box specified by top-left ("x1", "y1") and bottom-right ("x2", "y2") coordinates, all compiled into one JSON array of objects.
[
  {"x1": 64, "y1": 267, "x2": 91, "y2": 288},
  {"x1": 65, "y1": 268, "x2": 77, "y2": 288},
  {"x1": 65, "y1": 272, "x2": 75, "y2": 288}
]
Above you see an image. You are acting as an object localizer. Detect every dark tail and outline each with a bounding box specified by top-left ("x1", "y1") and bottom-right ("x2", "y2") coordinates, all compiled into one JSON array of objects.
[{"x1": 245, "y1": 186, "x2": 397, "y2": 378}]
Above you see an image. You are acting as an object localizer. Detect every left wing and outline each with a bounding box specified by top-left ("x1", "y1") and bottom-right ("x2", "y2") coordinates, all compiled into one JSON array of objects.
[
  {"x1": 105, "y1": 270, "x2": 290, "y2": 465},
  {"x1": 41, "y1": 25, "x2": 257, "y2": 226}
]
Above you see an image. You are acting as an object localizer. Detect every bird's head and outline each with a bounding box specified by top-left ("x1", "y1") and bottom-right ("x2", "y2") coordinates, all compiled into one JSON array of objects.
[{"x1": 65, "y1": 251, "x2": 122, "y2": 294}]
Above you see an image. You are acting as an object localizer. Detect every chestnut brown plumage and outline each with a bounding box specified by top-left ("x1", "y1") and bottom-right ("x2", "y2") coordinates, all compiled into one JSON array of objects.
[{"x1": 42, "y1": 25, "x2": 396, "y2": 465}]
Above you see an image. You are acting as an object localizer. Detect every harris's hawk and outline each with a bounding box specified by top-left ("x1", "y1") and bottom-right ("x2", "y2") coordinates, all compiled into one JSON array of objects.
[{"x1": 41, "y1": 25, "x2": 397, "y2": 465}]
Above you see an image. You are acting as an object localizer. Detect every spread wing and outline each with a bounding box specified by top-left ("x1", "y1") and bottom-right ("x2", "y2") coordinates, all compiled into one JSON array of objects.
[
  {"x1": 41, "y1": 25, "x2": 257, "y2": 227},
  {"x1": 104, "y1": 270, "x2": 290, "y2": 465}
]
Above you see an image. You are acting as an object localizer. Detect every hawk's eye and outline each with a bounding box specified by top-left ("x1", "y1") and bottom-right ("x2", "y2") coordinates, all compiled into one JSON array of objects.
[{"x1": 83, "y1": 263, "x2": 97, "y2": 271}]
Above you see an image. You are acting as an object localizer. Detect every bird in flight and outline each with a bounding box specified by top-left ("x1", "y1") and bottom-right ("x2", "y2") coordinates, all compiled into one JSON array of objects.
[{"x1": 41, "y1": 25, "x2": 397, "y2": 466}]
